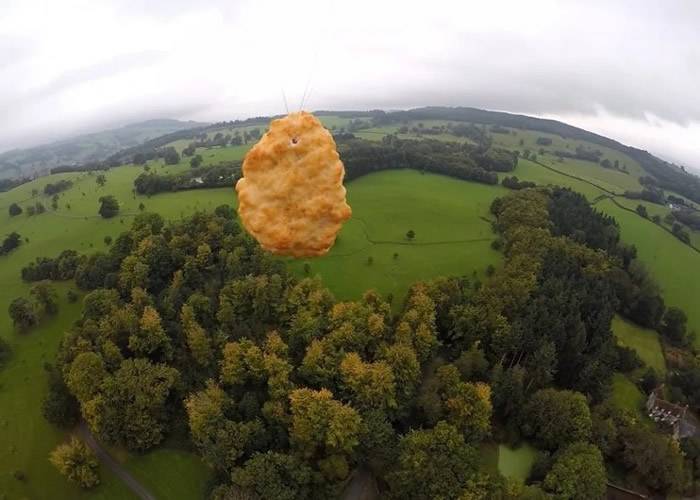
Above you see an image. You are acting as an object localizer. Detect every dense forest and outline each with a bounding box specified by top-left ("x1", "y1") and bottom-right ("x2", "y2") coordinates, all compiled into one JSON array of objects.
[{"x1": 11, "y1": 178, "x2": 695, "y2": 497}]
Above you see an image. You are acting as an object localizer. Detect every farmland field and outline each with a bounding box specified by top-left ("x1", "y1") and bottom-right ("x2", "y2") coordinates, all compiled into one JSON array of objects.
[{"x1": 286, "y1": 169, "x2": 506, "y2": 304}]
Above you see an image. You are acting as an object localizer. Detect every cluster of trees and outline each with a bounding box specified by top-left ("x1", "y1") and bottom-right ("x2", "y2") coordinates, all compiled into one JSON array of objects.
[
  {"x1": 624, "y1": 186, "x2": 666, "y2": 205},
  {"x1": 672, "y1": 209, "x2": 700, "y2": 230},
  {"x1": 0, "y1": 231, "x2": 22, "y2": 256},
  {"x1": 44, "y1": 179, "x2": 73, "y2": 195},
  {"x1": 502, "y1": 176, "x2": 536, "y2": 190},
  {"x1": 337, "y1": 135, "x2": 516, "y2": 186},
  {"x1": 536, "y1": 137, "x2": 552, "y2": 146},
  {"x1": 21, "y1": 249, "x2": 81, "y2": 281},
  {"x1": 133, "y1": 162, "x2": 241, "y2": 195},
  {"x1": 26, "y1": 201, "x2": 47, "y2": 216},
  {"x1": 554, "y1": 146, "x2": 602, "y2": 163},
  {"x1": 0, "y1": 176, "x2": 31, "y2": 192},
  {"x1": 49, "y1": 437, "x2": 99, "y2": 489},
  {"x1": 8, "y1": 281, "x2": 59, "y2": 331}
]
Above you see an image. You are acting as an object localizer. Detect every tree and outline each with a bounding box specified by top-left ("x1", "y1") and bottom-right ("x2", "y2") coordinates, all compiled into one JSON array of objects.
[
  {"x1": 660, "y1": 307, "x2": 688, "y2": 344},
  {"x1": 231, "y1": 452, "x2": 321, "y2": 500},
  {"x1": 9, "y1": 202, "x2": 22, "y2": 216},
  {"x1": 386, "y1": 421, "x2": 478, "y2": 499},
  {"x1": 49, "y1": 437, "x2": 100, "y2": 489},
  {"x1": 521, "y1": 388, "x2": 592, "y2": 451},
  {"x1": 9, "y1": 297, "x2": 38, "y2": 331},
  {"x1": 1, "y1": 231, "x2": 22, "y2": 254},
  {"x1": 636, "y1": 204, "x2": 648, "y2": 218},
  {"x1": 406, "y1": 229, "x2": 415, "y2": 241},
  {"x1": 163, "y1": 148, "x2": 180, "y2": 165},
  {"x1": 96, "y1": 174, "x2": 106, "y2": 187},
  {"x1": 620, "y1": 425, "x2": 684, "y2": 493},
  {"x1": 66, "y1": 352, "x2": 107, "y2": 404},
  {"x1": 138, "y1": 202, "x2": 145, "y2": 211},
  {"x1": 190, "y1": 154, "x2": 203, "y2": 168},
  {"x1": 181, "y1": 304, "x2": 212, "y2": 366},
  {"x1": 185, "y1": 381, "x2": 265, "y2": 472},
  {"x1": 288, "y1": 388, "x2": 361, "y2": 480},
  {"x1": 543, "y1": 442, "x2": 606, "y2": 500},
  {"x1": 98, "y1": 195, "x2": 119, "y2": 218},
  {"x1": 30, "y1": 281, "x2": 59, "y2": 315},
  {"x1": 339, "y1": 353, "x2": 396, "y2": 412},
  {"x1": 366, "y1": 256, "x2": 373, "y2": 265},
  {"x1": 42, "y1": 363, "x2": 80, "y2": 428},
  {"x1": 104, "y1": 235, "x2": 112, "y2": 246},
  {"x1": 83, "y1": 358, "x2": 179, "y2": 451},
  {"x1": 128, "y1": 306, "x2": 172, "y2": 359}
]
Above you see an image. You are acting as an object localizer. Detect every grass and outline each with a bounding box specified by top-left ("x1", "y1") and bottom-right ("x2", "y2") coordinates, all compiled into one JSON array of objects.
[
  {"x1": 286, "y1": 169, "x2": 506, "y2": 306},
  {"x1": 611, "y1": 373, "x2": 645, "y2": 415},
  {"x1": 596, "y1": 198, "x2": 700, "y2": 347},
  {"x1": 612, "y1": 315, "x2": 666, "y2": 375},
  {"x1": 125, "y1": 448, "x2": 212, "y2": 499},
  {"x1": 497, "y1": 443, "x2": 538, "y2": 481}
]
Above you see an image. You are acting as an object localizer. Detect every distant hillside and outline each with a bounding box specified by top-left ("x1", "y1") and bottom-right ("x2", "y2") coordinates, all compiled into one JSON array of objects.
[{"x1": 0, "y1": 119, "x2": 208, "y2": 180}]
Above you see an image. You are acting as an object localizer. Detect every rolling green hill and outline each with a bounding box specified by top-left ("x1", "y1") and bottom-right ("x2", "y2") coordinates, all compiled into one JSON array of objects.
[
  {"x1": 0, "y1": 119, "x2": 207, "y2": 180},
  {"x1": 1, "y1": 109, "x2": 699, "y2": 498}
]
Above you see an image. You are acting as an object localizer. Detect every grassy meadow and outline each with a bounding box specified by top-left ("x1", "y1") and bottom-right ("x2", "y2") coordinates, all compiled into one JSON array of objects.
[{"x1": 612, "y1": 315, "x2": 666, "y2": 375}]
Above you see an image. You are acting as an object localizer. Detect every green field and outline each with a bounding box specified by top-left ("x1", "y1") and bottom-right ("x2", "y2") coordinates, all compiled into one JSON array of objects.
[
  {"x1": 612, "y1": 315, "x2": 666, "y2": 375},
  {"x1": 611, "y1": 373, "x2": 646, "y2": 415},
  {"x1": 596, "y1": 199, "x2": 700, "y2": 347},
  {"x1": 0, "y1": 158, "x2": 506, "y2": 497},
  {"x1": 286, "y1": 169, "x2": 505, "y2": 304},
  {"x1": 497, "y1": 443, "x2": 538, "y2": 481}
]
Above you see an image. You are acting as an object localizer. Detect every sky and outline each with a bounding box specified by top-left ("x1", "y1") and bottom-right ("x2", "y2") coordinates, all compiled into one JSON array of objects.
[{"x1": 1, "y1": 0, "x2": 699, "y2": 171}]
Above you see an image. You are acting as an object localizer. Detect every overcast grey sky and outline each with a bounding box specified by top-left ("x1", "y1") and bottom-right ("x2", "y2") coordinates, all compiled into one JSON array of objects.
[{"x1": 1, "y1": 0, "x2": 699, "y2": 170}]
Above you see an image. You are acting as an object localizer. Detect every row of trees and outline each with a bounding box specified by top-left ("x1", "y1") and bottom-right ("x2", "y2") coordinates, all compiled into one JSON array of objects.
[
  {"x1": 133, "y1": 162, "x2": 240, "y2": 196},
  {"x1": 337, "y1": 135, "x2": 516, "y2": 186}
]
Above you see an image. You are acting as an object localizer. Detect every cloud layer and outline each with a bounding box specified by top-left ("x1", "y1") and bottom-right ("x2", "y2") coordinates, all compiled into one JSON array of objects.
[{"x1": 1, "y1": 0, "x2": 698, "y2": 169}]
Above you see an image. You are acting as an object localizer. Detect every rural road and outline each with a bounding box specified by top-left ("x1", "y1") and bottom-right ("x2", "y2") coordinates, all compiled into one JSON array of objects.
[{"x1": 76, "y1": 422, "x2": 156, "y2": 500}]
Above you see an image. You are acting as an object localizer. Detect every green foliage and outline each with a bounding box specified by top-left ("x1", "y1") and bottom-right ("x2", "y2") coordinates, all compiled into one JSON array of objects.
[
  {"x1": 8, "y1": 297, "x2": 38, "y2": 331},
  {"x1": 49, "y1": 437, "x2": 100, "y2": 489},
  {"x1": 8, "y1": 202, "x2": 22, "y2": 216},
  {"x1": 42, "y1": 363, "x2": 80, "y2": 428},
  {"x1": 288, "y1": 388, "x2": 361, "y2": 480},
  {"x1": 231, "y1": 452, "x2": 322, "y2": 500},
  {"x1": 386, "y1": 421, "x2": 478, "y2": 500},
  {"x1": 97, "y1": 195, "x2": 119, "y2": 218},
  {"x1": 543, "y1": 442, "x2": 606, "y2": 500},
  {"x1": 30, "y1": 281, "x2": 59, "y2": 315},
  {"x1": 0, "y1": 231, "x2": 22, "y2": 255},
  {"x1": 83, "y1": 358, "x2": 179, "y2": 451},
  {"x1": 521, "y1": 388, "x2": 592, "y2": 451}
]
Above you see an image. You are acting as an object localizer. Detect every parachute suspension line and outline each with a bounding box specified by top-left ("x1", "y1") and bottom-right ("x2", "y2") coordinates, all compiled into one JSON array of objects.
[
  {"x1": 299, "y1": 0, "x2": 335, "y2": 112},
  {"x1": 281, "y1": 87, "x2": 290, "y2": 115}
]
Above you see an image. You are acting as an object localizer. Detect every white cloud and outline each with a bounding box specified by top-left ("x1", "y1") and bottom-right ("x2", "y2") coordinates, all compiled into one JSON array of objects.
[{"x1": 0, "y1": 0, "x2": 698, "y2": 169}]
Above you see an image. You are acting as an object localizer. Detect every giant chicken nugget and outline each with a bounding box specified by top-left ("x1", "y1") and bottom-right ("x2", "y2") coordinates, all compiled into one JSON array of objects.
[{"x1": 235, "y1": 112, "x2": 352, "y2": 257}]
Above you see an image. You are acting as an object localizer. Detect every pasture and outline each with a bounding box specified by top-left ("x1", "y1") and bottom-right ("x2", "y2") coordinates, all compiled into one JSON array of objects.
[
  {"x1": 286, "y1": 169, "x2": 506, "y2": 305},
  {"x1": 612, "y1": 315, "x2": 666, "y2": 375}
]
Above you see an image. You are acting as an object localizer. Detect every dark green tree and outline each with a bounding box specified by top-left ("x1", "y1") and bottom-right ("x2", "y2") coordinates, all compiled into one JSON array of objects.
[{"x1": 98, "y1": 196, "x2": 119, "y2": 218}]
